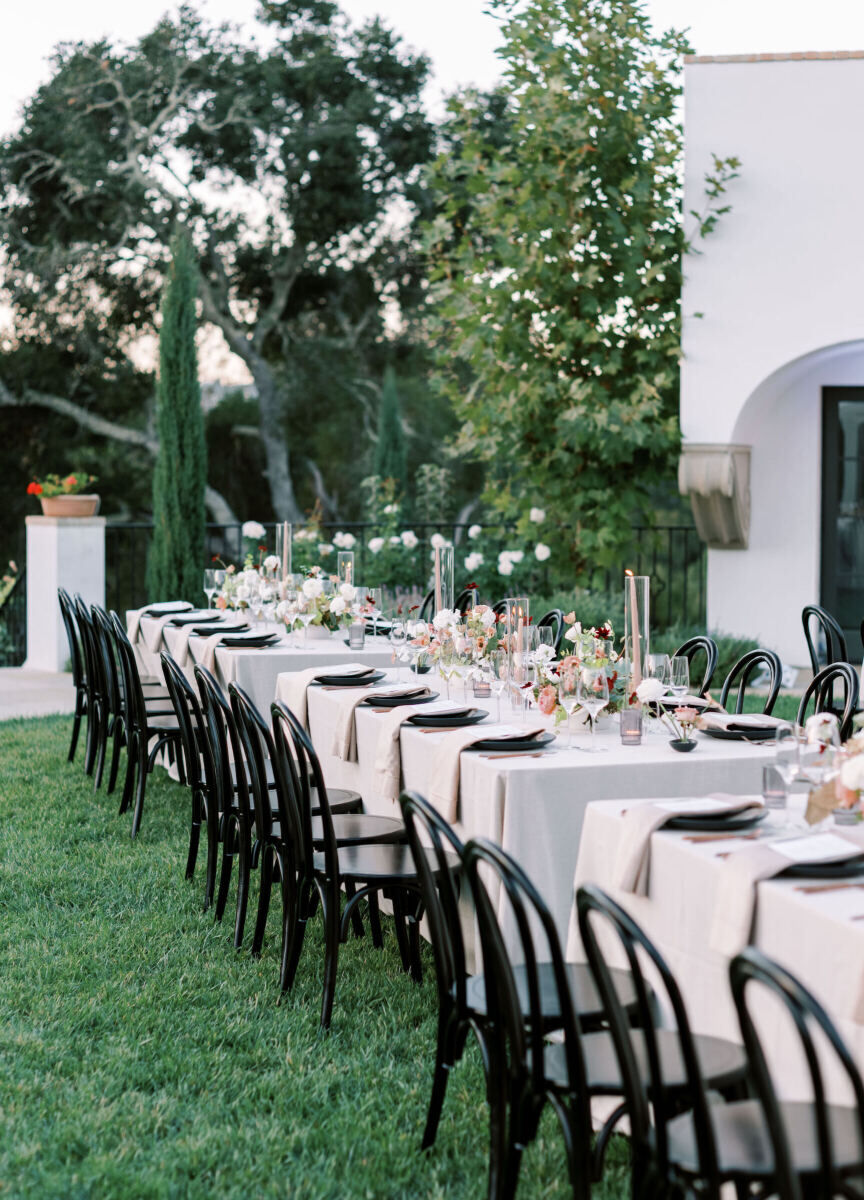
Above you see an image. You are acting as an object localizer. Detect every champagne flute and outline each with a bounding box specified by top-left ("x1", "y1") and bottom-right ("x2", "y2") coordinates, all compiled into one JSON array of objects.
[
  {"x1": 646, "y1": 654, "x2": 672, "y2": 690},
  {"x1": 485, "y1": 647, "x2": 509, "y2": 722},
  {"x1": 389, "y1": 620, "x2": 407, "y2": 682},
  {"x1": 558, "y1": 664, "x2": 581, "y2": 750},
  {"x1": 577, "y1": 665, "x2": 609, "y2": 753},
  {"x1": 203, "y1": 567, "x2": 225, "y2": 609},
  {"x1": 366, "y1": 588, "x2": 384, "y2": 637},
  {"x1": 669, "y1": 656, "x2": 690, "y2": 699}
]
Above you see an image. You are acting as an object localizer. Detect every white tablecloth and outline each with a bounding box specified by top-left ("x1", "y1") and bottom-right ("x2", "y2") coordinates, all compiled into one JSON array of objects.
[
  {"x1": 566, "y1": 797, "x2": 864, "y2": 1101},
  {"x1": 295, "y1": 678, "x2": 775, "y2": 951},
  {"x1": 128, "y1": 613, "x2": 394, "y2": 713}
]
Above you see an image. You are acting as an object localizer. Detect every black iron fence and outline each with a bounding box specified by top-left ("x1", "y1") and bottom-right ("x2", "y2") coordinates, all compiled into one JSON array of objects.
[{"x1": 0, "y1": 520, "x2": 705, "y2": 666}]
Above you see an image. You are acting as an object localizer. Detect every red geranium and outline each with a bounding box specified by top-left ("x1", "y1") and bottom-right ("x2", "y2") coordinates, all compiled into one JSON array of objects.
[{"x1": 27, "y1": 481, "x2": 43, "y2": 495}]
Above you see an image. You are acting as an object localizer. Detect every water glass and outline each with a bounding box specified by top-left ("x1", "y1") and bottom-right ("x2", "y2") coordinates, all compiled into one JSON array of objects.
[
  {"x1": 558, "y1": 664, "x2": 581, "y2": 749},
  {"x1": 577, "y1": 666, "x2": 609, "y2": 753},
  {"x1": 389, "y1": 620, "x2": 407, "y2": 681},
  {"x1": 762, "y1": 764, "x2": 788, "y2": 812},
  {"x1": 203, "y1": 567, "x2": 225, "y2": 609},
  {"x1": 485, "y1": 648, "x2": 509, "y2": 721},
  {"x1": 669, "y1": 656, "x2": 690, "y2": 699},
  {"x1": 348, "y1": 623, "x2": 366, "y2": 650},
  {"x1": 646, "y1": 654, "x2": 671, "y2": 689}
]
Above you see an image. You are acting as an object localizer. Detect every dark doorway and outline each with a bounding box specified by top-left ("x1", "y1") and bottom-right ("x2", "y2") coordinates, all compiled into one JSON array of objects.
[{"x1": 821, "y1": 387, "x2": 864, "y2": 651}]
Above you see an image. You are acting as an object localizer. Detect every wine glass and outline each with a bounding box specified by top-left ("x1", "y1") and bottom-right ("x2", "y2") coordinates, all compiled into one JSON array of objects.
[
  {"x1": 438, "y1": 637, "x2": 457, "y2": 700},
  {"x1": 389, "y1": 620, "x2": 407, "y2": 682},
  {"x1": 203, "y1": 567, "x2": 225, "y2": 609},
  {"x1": 366, "y1": 587, "x2": 384, "y2": 637},
  {"x1": 646, "y1": 654, "x2": 672, "y2": 689},
  {"x1": 577, "y1": 665, "x2": 609, "y2": 753},
  {"x1": 557, "y1": 663, "x2": 581, "y2": 750},
  {"x1": 484, "y1": 648, "x2": 509, "y2": 722},
  {"x1": 669, "y1": 656, "x2": 690, "y2": 699}
]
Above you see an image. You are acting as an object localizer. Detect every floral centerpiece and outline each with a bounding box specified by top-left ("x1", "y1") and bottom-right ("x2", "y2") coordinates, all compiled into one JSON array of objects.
[
  {"x1": 275, "y1": 567, "x2": 358, "y2": 633},
  {"x1": 533, "y1": 617, "x2": 626, "y2": 723},
  {"x1": 216, "y1": 559, "x2": 279, "y2": 612}
]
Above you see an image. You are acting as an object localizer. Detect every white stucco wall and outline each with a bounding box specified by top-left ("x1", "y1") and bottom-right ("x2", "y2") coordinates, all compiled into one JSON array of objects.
[{"x1": 682, "y1": 55, "x2": 864, "y2": 666}]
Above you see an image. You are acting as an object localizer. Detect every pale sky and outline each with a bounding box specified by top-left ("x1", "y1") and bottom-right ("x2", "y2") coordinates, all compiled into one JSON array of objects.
[{"x1": 3, "y1": 0, "x2": 864, "y2": 135}]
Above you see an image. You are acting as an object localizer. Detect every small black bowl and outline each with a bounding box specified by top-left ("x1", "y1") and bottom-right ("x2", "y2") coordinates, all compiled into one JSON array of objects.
[{"x1": 669, "y1": 738, "x2": 697, "y2": 753}]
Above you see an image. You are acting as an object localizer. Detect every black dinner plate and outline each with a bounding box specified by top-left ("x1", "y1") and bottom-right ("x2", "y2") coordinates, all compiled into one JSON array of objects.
[
  {"x1": 361, "y1": 689, "x2": 440, "y2": 708},
  {"x1": 468, "y1": 730, "x2": 556, "y2": 753},
  {"x1": 666, "y1": 808, "x2": 769, "y2": 833},
  {"x1": 313, "y1": 670, "x2": 386, "y2": 688},
  {"x1": 220, "y1": 633, "x2": 280, "y2": 648},
  {"x1": 171, "y1": 611, "x2": 222, "y2": 626},
  {"x1": 659, "y1": 696, "x2": 711, "y2": 712},
  {"x1": 192, "y1": 622, "x2": 249, "y2": 636},
  {"x1": 408, "y1": 708, "x2": 489, "y2": 728},
  {"x1": 700, "y1": 727, "x2": 778, "y2": 743},
  {"x1": 780, "y1": 855, "x2": 864, "y2": 880}
]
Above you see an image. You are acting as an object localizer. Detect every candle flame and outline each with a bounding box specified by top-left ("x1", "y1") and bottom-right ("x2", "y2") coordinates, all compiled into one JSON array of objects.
[{"x1": 624, "y1": 568, "x2": 634, "y2": 577}]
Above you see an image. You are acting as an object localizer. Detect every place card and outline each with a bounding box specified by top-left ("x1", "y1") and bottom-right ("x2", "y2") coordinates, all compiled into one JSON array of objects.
[
  {"x1": 769, "y1": 833, "x2": 861, "y2": 864},
  {"x1": 654, "y1": 797, "x2": 736, "y2": 813}
]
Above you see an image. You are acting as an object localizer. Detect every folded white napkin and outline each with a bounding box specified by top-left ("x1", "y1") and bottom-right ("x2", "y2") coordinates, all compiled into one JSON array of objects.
[
  {"x1": 127, "y1": 603, "x2": 191, "y2": 642},
  {"x1": 330, "y1": 684, "x2": 430, "y2": 763},
  {"x1": 140, "y1": 613, "x2": 182, "y2": 654},
  {"x1": 274, "y1": 663, "x2": 371, "y2": 727},
  {"x1": 428, "y1": 724, "x2": 545, "y2": 823},
  {"x1": 711, "y1": 827, "x2": 864, "y2": 957},
  {"x1": 173, "y1": 620, "x2": 239, "y2": 667},
  {"x1": 614, "y1": 794, "x2": 764, "y2": 896},
  {"x1": 372, "y1": 701, "x2": 468, "y2": 803},
  {"x1": 700, "y1": 712, "x2": 787, "y2": 733}
]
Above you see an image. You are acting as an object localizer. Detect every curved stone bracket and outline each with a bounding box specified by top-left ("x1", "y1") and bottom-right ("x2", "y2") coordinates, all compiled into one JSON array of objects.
[{"x1": 678, "y1": 443, "x2": 751, "y2": 549}]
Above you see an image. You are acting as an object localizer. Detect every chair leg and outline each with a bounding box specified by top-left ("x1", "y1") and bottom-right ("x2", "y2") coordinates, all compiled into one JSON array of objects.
[
  {"x1": 486, "y1": 1049, "x2": 509, "y2": 1200},
  {"x1": 93, "y1": 713, "x2": 109, "y2": 791},
  {"x1": 390, "y1": 891, "x2": 413, "y2": 974},
  {"x1": 251, "y1": 847, "x2": 274, "y2": 958},
  {"x1": 215, "y1": 823, "x2": 235, "y2": 922},
  {"x1": 106, "y1": 720, "x2": 124, "y2": 795},
  {"x1": 344, "y1": 879, "x2": 365, "y2": 939},
  {"x1": 118, "y1": 732, "x2": 137, "y2": 815},
  {"x1": 281, "y1": 882, "x2": 313, "y2": 991},
  {"x1": 130, "y1": 746, "x2": 148, "y2": 839},
  {"x1": 422, "y1": 1012, "x2": 454, "y2": 1150},
  {"x1": 320, "y1": 887, "x2": 341, "y2": 1030},
  {"x1": 68, "y1": 705, "x2": 83, "y2": 763},
  {"x1": 185, "y1": 794, "x2": 202, "y2": 882},
  {"x1": 368, "y1": 891, "x2": 383, "y2": 948},
  {"x1": 202, "y1": 808, "x2": 218, "y2": 912},
  {"x1": 233, "y1": 832, "x2": 252, "y2": 950},
  {"x1": 84, "y1": 702, "x2": 99, "y2": 776}
]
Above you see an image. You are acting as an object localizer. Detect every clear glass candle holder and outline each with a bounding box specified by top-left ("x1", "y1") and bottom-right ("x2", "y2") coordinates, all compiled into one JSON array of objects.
[
  {"x1": 348, "y1": 622, "x2": 365, "y2": 650},
  {"x1": 620, "y1": 708, "x2": 643, "y2": 746}
]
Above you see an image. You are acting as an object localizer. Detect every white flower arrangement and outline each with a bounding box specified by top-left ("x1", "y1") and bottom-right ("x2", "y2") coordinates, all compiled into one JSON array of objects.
[
  {"x1": 241, "y1": 520, "x2": 266, "y2": 541},
  {"x1": 465, "y1": 551, "x2": 484, "y2": 572},
  {"x1": 430, "y1": 532, "x2": 447, "y2": 550},
  {"x1": 368, "y1": 537, "x2": 385, "y2": 553},
  {"x1": 468, "y1": 524, "x2": 482, "y2": 539},
  {"x1": 400, "y1": 530, "x2": 419, "y2": 549},
  {"x1": 333, "y1": 531, "x2": 356, "y2": 549}
]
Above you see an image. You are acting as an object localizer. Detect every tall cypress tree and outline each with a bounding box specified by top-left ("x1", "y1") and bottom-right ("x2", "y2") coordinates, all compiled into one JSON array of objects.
[
  {"x1": 146, "y1": 231, "x2": 207, "y2": 601},
  {"x1": 374, "y1": 367, "x2": 407, "y2": 493}
]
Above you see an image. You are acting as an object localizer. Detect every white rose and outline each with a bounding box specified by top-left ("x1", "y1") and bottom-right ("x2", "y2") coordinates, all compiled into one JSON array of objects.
[
  {"x1": 464, "y1": 551, "x2": 484, "y2": 571},
  {"x1": 400, "y1": 530, "x2": 418, "y2": 549},
  {"x1": 302, "y1": 578, "x2": 324, "y2": 599},
  {"x1": 529, "y1": 507, "x2": 545, "y2": 524},
  {"x1": 636, "y1": 678, "x2": 667, "y2": 703},
  {"x1": 260, "y1": 587, "x2": 275, "y2": 603},
  {"x1": 479, "y1": 607, "x2": 496, "y2": 628},
  {"x1": 509, "y1": 550, "x2": 524, "y2": 564},
  {"x1": 235, "y1": 585, "x2": 251, "y2": 602},
  {"x1": 468, "y1": 524, "x2": 482, "y2": 539},
  {"x1": 497, "y1": 558, "x2": 514, "y2": 577},
  {"x1": 240, "y1": 569, "x2": 260, "y2": 586},
  {"x1": 534, "y1": 542, "x2": 551, "y2": 562},
  {"x1": 339, "y1": 583, "x2": 356, "y2": 601},
  {"x1": 430, "y1": 533, "x2": 446, "y2": 550},
  {"x1": 432, "y1": 608, "x2": 459, "y2": 631},
  {"x1": 241, "y1": 520, "x2": 266, "y2": 540},
  {"x1": 389, "y1": 535, "x2": 401, "y2": 546},
  {"x1": 263, "y1": 555, "x2": 280, "y2": 572},
  {"x1": 368, "y1": 537, "x2": 385, "y2": 554},
  {"x1": 275, "y1": 600, "x2": 293, "y2": 620},
  {"x1": 318, "y1": 542, "x2": 334, "y2": 555},
  {"x1": 383, "y1": 503, "x2": 398, "y2": 515},
  {"x1": 840, "y1": 754, "x2": 864, "y2": 792},
  {"x1": 330, "y1": 596, "x2": 346, "y2": 616}
]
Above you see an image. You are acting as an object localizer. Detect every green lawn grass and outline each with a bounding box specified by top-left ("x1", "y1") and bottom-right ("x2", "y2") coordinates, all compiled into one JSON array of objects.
[{"x1": 0, "y1": 717, "x2": 630, "y2": 1199}]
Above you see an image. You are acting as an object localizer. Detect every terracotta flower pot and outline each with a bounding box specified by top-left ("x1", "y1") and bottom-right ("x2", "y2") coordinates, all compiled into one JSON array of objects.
[{"x1": 39, "y1": 494, "x2": 101, "y2": 518}]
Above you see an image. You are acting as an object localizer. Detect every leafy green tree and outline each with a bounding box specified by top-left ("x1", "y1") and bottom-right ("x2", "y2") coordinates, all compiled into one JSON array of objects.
[
  {"x1": 0, "y1": 1, "x2": 434, "y2": 521},
  {"x1": 146, "y1": 232, "x2": 207, "y2": 601},
  {"x1": 424, "y1": 0, "x2": 733, "y2": 570},
  {"x1": 374, "y1": 368, "x2": 407, "y2": 493}
]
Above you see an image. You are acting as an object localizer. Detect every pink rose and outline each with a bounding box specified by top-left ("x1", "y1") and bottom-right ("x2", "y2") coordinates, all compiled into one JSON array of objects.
[
  {"x1": 835, "y1": 778, "x2": 859, "y2": 809},
  {"x1": 674, "y1": 706, "x2": 699, "y2": 724},
  {"x1": 538, "y1": 685, "x2": 558, "y2": 716}
]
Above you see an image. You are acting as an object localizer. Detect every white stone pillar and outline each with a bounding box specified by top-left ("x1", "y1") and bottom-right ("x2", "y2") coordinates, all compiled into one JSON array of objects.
[{"x1": 24, "y1": 516, "x2": 106, "y2": 672}]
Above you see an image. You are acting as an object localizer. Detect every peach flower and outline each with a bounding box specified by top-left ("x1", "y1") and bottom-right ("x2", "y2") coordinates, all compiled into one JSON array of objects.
[{"x1": 538, "y1": 685, "x2": 558, "y2": 716}]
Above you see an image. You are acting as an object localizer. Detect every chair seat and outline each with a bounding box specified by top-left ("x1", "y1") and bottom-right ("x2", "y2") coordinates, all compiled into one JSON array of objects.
[
  {"x1": 228, "y1": 759, "x2": 360, "y2": 814},
  {"x1": 315, "y1": 844, "x2": 460, "y2": 883},
  {"x1": 551, "y1": 1029, "x2": 746, "y2": 1097},
  {"x1": 465, "y1": 962, "x2": 638, "y2": 1031},
  {"x1": 317, "y1": 814, "x2": 405, "y2": 847},
  {"x1": 667, "y1": 1098, "x2": 864, "y2": 1178}
]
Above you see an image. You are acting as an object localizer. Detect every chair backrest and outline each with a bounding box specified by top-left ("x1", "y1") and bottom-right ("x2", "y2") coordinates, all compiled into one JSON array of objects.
[
  {"x1": 74, "y1": 596, "x2": 104, "y2": 708},
  {"x1": 802, "y1": 605, "x2": 848, "y2": 677},
  {"x1": 454, "y1": 587, "x2": 477, "y2": 616},
  {"x1": 110, "y1": 612, "x2": 147, "y2": 734},
  {"x1": 796, "y1": 662, "x2": 860, "y2": 740},
  {"x1": 399, "y1": 791, "x2": 467, "y2": 1018},
  {"x1": 194, "y1": 665, "x2": 251, "y2": 824},
  {"x1": 419, "y1": 590, "x2": 435, "y2": 622},
  {"x1": 719, "y1": 648, "x2": 782, "y2": 714},
  {"x1": 537, "y1": 609, "x2": 564, "y2": 654},
  {"x1": 491, "y1": 600, "x2": 508, "y2": 619},
  {"x1": 271, "y1": 701, "x2": 339, "y2": 885},
  {"x1": 464, "y1": 838, "x2": 592, "y2": 1145},
  {"x1": 57, "y1": 589, "x2": 85, "y2": 690},
  {"x1": 674, "y1": 636, "x2": 719, "y2": 698},
  {"x1": 229, "y1": 684, "x2": 280, "y2": 847},
  {"x1": 160, "y1": 653, "x2": 206, "y2": 792},
  {"x1": 576, "y1": 884, "x2": 720, "y2": 1186},
  {"x1": 730, "y1": 947, "x2": 864, "y2": 1200},
  {"x1": 92, "y1": 605, "x2": 125, "y2": 718}
]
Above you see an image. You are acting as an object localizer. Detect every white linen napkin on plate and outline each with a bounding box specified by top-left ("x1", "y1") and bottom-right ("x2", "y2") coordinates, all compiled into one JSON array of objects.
[
  {"x1": 372, "y1": 701, "x2": 472, "y2": 803},
  {"x1": 710, "y1": 827, "x2": 864, "y2": 957},
  {"x1": 700, "y1": 712, "x2": 787, "y2": 733},
  {"x1": 274, "y1": 664, "x2": 371, "y2": 727},
  {"x1": 428, "y1": 724, "x2": 545, "y2": 823},
  {"x1": 173, "y1": 620, "x2": 239, "y2": 667},
  {"x1": 330, "y1": 684, "x2": 431, "y2": 763},
  {"x1": 614, "y1": 794, "x2": 764, "y2": 896},
  {"x1": 140, "y1": 613, "x2": 183, "y2": 654}
]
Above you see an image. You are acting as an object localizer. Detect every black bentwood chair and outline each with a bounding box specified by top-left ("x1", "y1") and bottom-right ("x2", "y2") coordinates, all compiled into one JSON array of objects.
[
  {"x1": 803, "y1": 604, "x2": 849, "y2": 677},
  {"x1": 111, "y1": 613, "x2": 184, "y2": 837},
  {"x1": 674, "y1": 635, "x2": 719, "y2": 698},
  {"x1": 577, "y1": 885, "x2": 764, "y2": 1200},
  {"x1": 270, "y1": 701, "x2": 456, "y2": 1029},
  {"x1": 398, "y1": 793, "x2": 640, "y2": 1171},
  {"x1": 58, "y1": 589, "x2": 89, "y2": 763},
  {"x1": 797, "y1": 662, "x2": 860, "y2": 741},
  {"x1": 730, "y1": 948, "x2": 864, "y2": 1200},
  {"x1": 719, "y1": 648, "x2": 783, "y2": 715}
]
